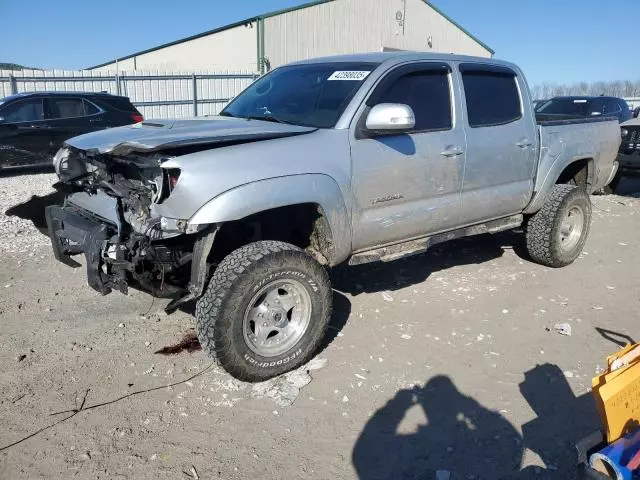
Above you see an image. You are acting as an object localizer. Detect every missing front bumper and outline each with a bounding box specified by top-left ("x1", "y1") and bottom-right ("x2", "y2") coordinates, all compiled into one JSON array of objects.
[{"x1": 45, "y1": 204, "x2": 126, "y2": 295}]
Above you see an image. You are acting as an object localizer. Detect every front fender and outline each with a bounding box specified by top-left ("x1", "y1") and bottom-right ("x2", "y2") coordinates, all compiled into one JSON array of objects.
[{"x1": 188, "y1": 174, "x2": 352, "y2": 265}]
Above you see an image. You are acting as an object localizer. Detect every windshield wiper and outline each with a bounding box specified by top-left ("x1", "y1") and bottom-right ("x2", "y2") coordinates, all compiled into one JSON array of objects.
[{"x1": 244, "y1": 114, "x2": 294, "y2": 125}]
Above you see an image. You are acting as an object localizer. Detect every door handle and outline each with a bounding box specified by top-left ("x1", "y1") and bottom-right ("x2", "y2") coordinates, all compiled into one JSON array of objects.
[
  {"x1": 440, "y1": 146, "x2": 464, "y2": 157},
  {"x1": 516, "y1": 139, "x2": 533, "y2": 148}
]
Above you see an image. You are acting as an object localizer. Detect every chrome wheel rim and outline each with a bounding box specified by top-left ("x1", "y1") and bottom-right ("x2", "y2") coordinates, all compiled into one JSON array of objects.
[
  {"x1": 243, "y1": 279, "x2": 312, "y2": 357},
  {"x1": 559, "y1": 205, "x2": 585, "y2": 252}
]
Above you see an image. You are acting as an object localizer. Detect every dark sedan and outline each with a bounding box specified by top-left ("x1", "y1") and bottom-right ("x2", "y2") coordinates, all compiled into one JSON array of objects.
[
  {"x1": 535, "y1": 96, "x2": 632, "y2": 124},
  {"x1": 0, "y1": 91, "x2": 143, "y2": 169}
]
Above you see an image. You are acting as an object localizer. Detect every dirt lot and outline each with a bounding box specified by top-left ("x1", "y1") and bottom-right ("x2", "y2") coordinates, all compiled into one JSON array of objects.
[{"x1": 0, "y1": 173, "x2": 639, "y2": 480}]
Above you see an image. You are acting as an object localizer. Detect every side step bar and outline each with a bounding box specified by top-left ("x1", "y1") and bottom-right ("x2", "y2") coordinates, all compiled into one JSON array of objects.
[{"x1": 348, "y1": 214, "x2": 523, "y2": 266}]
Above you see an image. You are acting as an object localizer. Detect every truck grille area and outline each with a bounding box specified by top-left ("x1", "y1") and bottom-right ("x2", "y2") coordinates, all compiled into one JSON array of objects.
[{"x1": 621, "y1": 128, "x2": 640, "y2": 153}]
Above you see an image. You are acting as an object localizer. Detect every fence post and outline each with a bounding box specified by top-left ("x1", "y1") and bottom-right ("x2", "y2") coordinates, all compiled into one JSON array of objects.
[
  {"x1": 9, "y1": 74, "x2": 18, "y2": 94},
  {"x1": 192, "y1": 74, "x2": 198, "y2": 117},
  {"x1": 115, "y1": 73, "x2": 121, "y2": 95}
]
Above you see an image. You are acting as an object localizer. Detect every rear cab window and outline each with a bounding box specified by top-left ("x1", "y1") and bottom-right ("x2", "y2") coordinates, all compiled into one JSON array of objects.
[
  {"x1": 367, "y1": 63, "x2": 453, "y2": 132},
  {"x1": 460, "y1": 64, "x2": 522, "y2": 128}
]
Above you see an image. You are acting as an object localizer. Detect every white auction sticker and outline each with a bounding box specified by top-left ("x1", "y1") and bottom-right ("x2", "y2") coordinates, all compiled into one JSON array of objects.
[{"x1": 327, "y1": 71, "x2": 371, "y2": 81}]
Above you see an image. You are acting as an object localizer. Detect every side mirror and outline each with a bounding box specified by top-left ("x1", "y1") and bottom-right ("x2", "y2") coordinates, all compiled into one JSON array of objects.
[{"x1": 365, "y1": 103, "x2": 415, "y2": 132}]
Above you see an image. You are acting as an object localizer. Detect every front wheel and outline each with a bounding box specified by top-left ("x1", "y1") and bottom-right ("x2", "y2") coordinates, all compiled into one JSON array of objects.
[
  {"x1": 525, "y1": 184, "x2": 592, "y2": 268},
  {"x1": 195, "y1": 241, "x2": 332, "y2": 382}
]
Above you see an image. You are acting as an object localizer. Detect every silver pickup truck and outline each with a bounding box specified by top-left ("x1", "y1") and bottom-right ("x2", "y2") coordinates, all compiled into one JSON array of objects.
[{"x1": 47, "y1": 52, "x2": 620, "y2": 381}]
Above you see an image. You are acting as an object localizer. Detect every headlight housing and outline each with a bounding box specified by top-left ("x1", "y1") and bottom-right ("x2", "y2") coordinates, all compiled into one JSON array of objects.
[
  {"x1": 621, "y1": 128, "x2": 629, "y2": 138},
  {"x1": 52, "y1": 147, "x2": 70, "y2": 175}
]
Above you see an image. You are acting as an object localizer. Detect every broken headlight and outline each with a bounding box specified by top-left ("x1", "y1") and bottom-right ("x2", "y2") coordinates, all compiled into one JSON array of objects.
[
  {"x1": 152, "y1": 167, "x2": 181, "y2": 204},
  {"x1": 53, "y1": 147, "x2": 90, "y2": 182}
]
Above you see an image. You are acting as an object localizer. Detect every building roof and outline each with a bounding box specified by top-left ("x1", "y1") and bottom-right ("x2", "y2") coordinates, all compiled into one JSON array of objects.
[{"x1": 88, "y1": 0, "x2": 493, "y2": 69}]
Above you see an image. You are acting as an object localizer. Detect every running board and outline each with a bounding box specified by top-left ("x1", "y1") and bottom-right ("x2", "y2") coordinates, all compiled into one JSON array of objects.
[{"x1": 348, "y1": 214, "x2": 523, "y2": 266}]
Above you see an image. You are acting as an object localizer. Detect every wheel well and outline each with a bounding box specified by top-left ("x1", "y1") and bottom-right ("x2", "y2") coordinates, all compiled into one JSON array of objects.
[
  {"x1": 556, "y1": 158, "x2": 592, "y2": 188},
  {"x1": 213, "y1": 204, "x2": 333, "y2": 265}
]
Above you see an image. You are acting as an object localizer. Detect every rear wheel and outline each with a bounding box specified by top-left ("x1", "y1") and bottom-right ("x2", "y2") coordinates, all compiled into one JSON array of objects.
[
  {"x1": 525, "y1": 184, "x2": 591, "y2": 267},
  {"x1": 195, "y1": 240, "x2": 332, "y2": 382}
]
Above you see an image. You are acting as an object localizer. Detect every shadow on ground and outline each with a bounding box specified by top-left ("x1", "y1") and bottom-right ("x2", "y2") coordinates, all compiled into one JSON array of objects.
[
  {"x1": 333, "y1": 231, "x2": 529, "y2": 296},
  {"x1": 5, "y1": 191, "x2": 64, "y2": 236},
  {"x1": 352, "y1": 363, "x2": 599, "y2": 480}
]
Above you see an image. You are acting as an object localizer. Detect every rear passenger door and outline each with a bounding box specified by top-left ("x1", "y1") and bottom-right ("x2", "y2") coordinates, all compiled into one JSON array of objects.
[
  {"x1": 350, "y1": 62, "x2": 466, "y2": 251},
  {"x1": 457, "y1": 64, "x2": 537, "y2": 224}
]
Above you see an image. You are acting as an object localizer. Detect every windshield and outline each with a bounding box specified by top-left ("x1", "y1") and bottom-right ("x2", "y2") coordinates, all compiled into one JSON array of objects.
[
  {"x1": 221, "y1": 62, "x2": 379, "y2": 128},
  {"x1": 537, "y1": 98, "x2": 592, "y2": 116}
]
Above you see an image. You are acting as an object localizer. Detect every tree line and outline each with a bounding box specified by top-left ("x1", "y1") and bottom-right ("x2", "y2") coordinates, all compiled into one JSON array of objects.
[{"x1": 531, "y1": 80, "x2": 640, "y2": 100}]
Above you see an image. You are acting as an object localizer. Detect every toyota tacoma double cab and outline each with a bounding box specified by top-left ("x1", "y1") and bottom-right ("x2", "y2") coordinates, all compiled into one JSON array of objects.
[{"x1": 46, "y1": 52, "x2": 621, "y2": 381}]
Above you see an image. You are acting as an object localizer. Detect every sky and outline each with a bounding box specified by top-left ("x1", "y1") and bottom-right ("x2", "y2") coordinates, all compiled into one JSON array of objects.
[{"x1": 0, "y1": 0, "x2": 638, "y2": 87}]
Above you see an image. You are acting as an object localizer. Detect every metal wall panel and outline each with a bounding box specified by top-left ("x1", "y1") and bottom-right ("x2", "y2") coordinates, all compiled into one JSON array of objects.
[
  {"x1": 263, "y1": 0, "x2": 491, "y2": 68},
  {"x1": 92, "y1": 23, "x2": 258, "y2": 72},
  {"x1": 0, "y1": 70, "x2": 258, "y2": 119}
]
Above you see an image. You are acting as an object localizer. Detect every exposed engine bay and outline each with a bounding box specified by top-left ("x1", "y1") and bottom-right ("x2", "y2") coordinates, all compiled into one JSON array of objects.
[
  {"x1": 45, "y1": 118, "x2": 322, "y2": 313},
  {"x1": 48, "y1": 147, "x2": 202, "y2": 309}
]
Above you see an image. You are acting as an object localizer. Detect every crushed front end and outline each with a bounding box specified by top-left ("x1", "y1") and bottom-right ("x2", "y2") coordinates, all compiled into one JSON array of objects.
[{"x1": 46, "y1": 146, "x2": 207, "y2": 307}]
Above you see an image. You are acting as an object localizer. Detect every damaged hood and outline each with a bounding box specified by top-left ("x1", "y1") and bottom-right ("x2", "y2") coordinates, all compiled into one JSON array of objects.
[{"x1": 65, "y1": 116, "x2": 318, "y2": 155}]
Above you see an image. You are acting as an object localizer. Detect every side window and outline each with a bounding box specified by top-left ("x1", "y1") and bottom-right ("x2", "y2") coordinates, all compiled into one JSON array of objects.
[
  {"x1": 461, "y1": 68, "x2": 521, "y2": 127},
  {"x1": 374, "y1": 70, "x2": 452, "y2": 131},
  {"x1": 83, "y1": 99, "x2": 100, "y2": 115},
  {"x1": 589, "y1": 99, "x2": 605, "y2": 116},
  {"x1": 46, "y1": 98, "x2": 85, "y2": 119},
  {"x1": 0, "y1": 99, "x2": 44, "y2": 122},
  {"x1": 604, "y1": 100, "x2": 621, "y2": 114}
]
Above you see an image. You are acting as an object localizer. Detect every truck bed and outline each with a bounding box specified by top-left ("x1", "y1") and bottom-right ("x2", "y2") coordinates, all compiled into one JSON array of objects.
[
  {"x1": 535, "y1": 115, "x2": 620, "y2": 126},
  {"x1": 527, "y1": 117, "x2": 620, "y2": 212}
]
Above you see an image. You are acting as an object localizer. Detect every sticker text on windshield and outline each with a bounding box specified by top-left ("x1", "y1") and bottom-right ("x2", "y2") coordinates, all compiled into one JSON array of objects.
[{"x1": 327, "y1": 71, "x2": 371, "y2": 81}]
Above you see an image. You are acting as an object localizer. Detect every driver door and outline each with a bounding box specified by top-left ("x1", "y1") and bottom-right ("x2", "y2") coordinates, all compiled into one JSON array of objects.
[{"x1": 349, "y1": 62, "x2": 466, "y2": 252}]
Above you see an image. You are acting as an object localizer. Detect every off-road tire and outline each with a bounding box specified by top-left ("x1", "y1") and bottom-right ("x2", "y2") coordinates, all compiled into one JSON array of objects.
[
  {"x1": 525, "y1": 184, "x2": 591, "y2": 268},
  {"x1": 195, "y1": 240, "x2": 332, "y2": 382}
]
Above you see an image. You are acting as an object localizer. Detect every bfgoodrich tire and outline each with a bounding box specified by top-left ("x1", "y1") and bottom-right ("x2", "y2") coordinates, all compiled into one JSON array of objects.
[
  {"x1": 525, "y1": 184, "x2": 591, "y2": 268},
  {"x1": 195, "y1": 240, "x2": 332, "y2": 382}
]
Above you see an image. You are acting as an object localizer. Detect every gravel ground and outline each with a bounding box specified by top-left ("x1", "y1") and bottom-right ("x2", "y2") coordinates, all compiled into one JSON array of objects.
[
  {"x1": 0, "y1": 172, "x2": 59, "y2": 255},
  {"x1": 0, "y1": 173, "x2": 639, "y2": 480}
]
